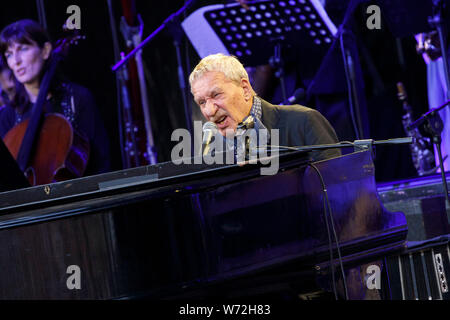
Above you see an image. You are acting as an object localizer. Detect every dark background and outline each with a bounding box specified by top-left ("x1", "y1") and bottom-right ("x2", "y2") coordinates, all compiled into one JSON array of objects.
[{"x1": 0, "y1": 0, "x2": 434, "y2": 183}]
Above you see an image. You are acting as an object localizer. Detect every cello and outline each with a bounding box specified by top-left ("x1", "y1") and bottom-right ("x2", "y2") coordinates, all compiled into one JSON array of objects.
[{"x1": 3, "y1": 34, "x2": 90, "y2": 186}]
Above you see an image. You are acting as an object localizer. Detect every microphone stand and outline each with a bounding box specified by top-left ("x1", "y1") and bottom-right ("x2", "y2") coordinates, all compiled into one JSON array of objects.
[
  {"x1": 332, "y1": 0, "x2": 366, "y2": 141},
  {"x1": 36, "y1": 0, "x2": 48, "y2": 30},
  {"x1": 408, "y1": 99, "x2": 450, "y2": 209},
  {"x1": 269, "y1": 42, "x2": 288, "y2": 103},
  {"x1": 166, "y1": 12, "x2": 194, "y2": 140},
  {"x1": 111, "y1": 0, "x2": 197, "y2": 135}
]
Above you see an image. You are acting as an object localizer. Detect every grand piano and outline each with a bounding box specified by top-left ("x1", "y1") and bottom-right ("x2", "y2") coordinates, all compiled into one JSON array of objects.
[{"x1": 0, "y1": 148, "x2": 407, "y2": 300}]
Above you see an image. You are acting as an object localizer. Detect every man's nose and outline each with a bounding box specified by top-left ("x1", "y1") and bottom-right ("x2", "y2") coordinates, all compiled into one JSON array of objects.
[{"x1": 204, "y1": 99, "x2": 218, "y2": 118}]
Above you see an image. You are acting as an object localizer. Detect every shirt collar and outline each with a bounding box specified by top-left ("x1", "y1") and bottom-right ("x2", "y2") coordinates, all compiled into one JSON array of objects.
[
  {"x1": 236, "y1": 95, "x2": 262, "y2": 131},
  {"x1": 250, "y1": 95, "x2": 262, "y2": 120}
]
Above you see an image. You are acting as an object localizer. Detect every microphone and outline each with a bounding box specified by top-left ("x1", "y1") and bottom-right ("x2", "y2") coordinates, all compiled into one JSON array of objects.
[
  {"x1": 281, "y1": 88, "x2": 305, "y2": 105},
  {"x1": 202, "y1": 121, "x2": 218, "y2": 156}
]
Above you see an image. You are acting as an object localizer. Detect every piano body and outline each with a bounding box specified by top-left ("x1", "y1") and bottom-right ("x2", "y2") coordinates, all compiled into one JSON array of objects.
[{"x1": 0, "y1": 149, "x2": 407, "y2": 299}]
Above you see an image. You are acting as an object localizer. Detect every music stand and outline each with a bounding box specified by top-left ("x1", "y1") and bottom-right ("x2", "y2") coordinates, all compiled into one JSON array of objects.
[
  {"x1": 378, "y1": 0, "x2": 450, "y2": 99},
  {"x1": 381, "y1": 0, "x2": 450, "y2": 212},
  {"x1": 0, "y1": 138, "x2": 30, "y2": 192},
  {"x1": 182, "y1": 0, "x2": 338, "y2": 70}
]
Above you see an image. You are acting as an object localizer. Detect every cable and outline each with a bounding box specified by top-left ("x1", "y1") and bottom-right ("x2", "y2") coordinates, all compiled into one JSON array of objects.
[
  {"x1": 308, "y1": 163, "x2": 349, "y2": 300},
  {"x1": 339, "y1": 31, "x2": 361, "y2": 141},
  {"x1": 307, "y1": 163, "x2": 337, "y2": 299},
  {"x1": 324, "y1": 177, "x2": 349, "y2": 300}
]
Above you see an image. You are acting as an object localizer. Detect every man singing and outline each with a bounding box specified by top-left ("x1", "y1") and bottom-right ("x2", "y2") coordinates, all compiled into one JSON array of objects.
[{"x1": 189, "y1": 53, "x2": 341, "y2": 162}]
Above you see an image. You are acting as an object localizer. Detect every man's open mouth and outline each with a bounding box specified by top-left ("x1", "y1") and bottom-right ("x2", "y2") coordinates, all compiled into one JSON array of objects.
[{"x1": 216, "y1": 115, "x2": 227, "y2": 125}]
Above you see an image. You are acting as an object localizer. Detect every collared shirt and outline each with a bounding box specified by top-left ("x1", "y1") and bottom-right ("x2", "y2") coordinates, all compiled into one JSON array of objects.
[{"x1": 226, "y1": 95, "x2": 270, "y2": 161}]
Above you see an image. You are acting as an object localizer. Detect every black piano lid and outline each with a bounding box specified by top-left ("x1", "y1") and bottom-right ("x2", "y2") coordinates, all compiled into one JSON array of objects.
[
  {"x1": 0, "y1": 149, "x2": 311, "y2": 214},
  {"x1": 0, "y1": 138, "x2": 31, "y2": 192}
]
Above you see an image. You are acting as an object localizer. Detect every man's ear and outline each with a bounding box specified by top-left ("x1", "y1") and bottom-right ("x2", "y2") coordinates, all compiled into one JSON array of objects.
[
  {"x1": 241, "y1": 78, "x2": 253, "y2": 101},
  {"x1": 42, "y1": 42, "x2": 52, "y2": 60}
]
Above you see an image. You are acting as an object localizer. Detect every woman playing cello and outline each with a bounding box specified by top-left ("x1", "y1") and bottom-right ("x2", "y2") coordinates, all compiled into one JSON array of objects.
[{"x1": 0, "y1": 19, "x2": 110, "y2": 184}]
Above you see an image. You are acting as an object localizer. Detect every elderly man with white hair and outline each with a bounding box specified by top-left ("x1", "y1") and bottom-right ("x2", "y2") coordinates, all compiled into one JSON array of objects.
[{"x1": 189, "y1": 53, "x2": 341, "y2": 161}]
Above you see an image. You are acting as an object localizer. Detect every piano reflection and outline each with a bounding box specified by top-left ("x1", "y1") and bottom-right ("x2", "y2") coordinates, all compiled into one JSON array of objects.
[{"x1": 0, "y1": 147, "x2": 407, "y2": 300}]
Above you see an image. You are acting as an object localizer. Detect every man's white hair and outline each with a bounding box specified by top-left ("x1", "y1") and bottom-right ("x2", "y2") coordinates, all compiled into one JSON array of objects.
[{"x1": 189, "y1": 53, "x2": 250, "y2": 91}]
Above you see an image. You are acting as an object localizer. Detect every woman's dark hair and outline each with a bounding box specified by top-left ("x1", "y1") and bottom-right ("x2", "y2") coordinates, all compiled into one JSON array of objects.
[
  {"x1": 0, "y1": 19, "x2": 50, "y2": 53},
  {"x1": 0, "y1": 55, "x2": 8, "y2": 72},
  {"x1": 0, "y1": 19, "x2": 52, "y2": 110}
]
